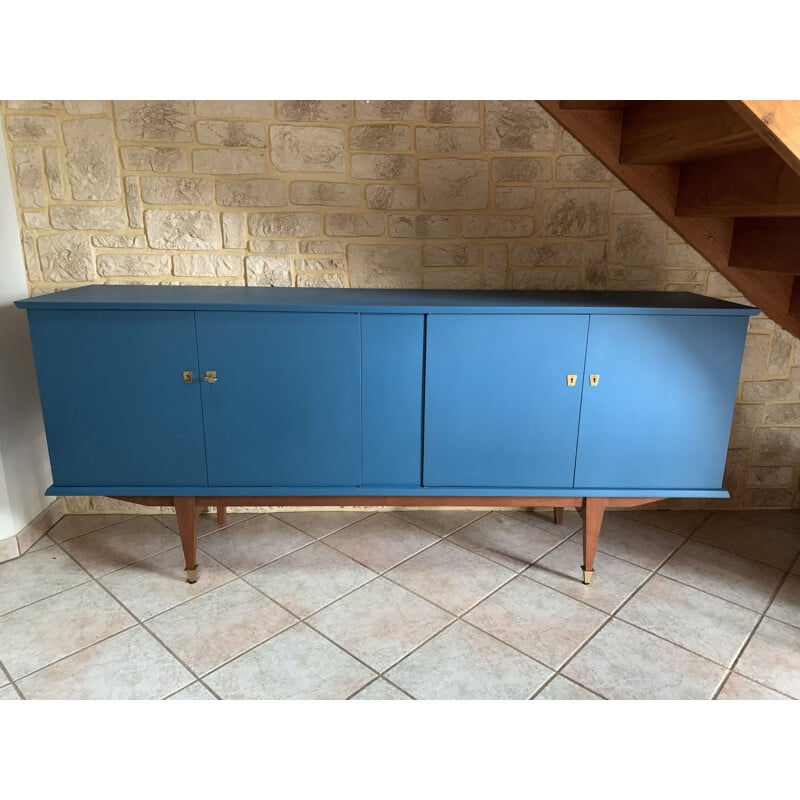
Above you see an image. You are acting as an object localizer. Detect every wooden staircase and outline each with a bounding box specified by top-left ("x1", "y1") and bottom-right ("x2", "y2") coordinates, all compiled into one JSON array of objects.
[{"x1": 539, "y1": 101, "x2": 800, "y2": 339}]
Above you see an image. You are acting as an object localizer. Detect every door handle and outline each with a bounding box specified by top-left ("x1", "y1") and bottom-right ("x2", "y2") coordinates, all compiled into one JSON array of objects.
[{"x1": 201, "y1": 370, "x2": 218, "y2": 383}]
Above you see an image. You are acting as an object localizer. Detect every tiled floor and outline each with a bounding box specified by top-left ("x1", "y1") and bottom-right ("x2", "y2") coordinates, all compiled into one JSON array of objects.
[{"x1": 0, "y1": 507, "x2": 797, "y2": 700}]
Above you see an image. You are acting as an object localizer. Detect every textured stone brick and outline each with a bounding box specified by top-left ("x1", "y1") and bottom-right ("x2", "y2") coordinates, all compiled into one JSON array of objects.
[
  {"x1": 419, "y1": 159, "x2": 488, "y2": 211},
  {"x1": 290, "y1": 181, "x2": 361, "y2": 206},
  {"x1": 196, "y1": 120, "x2": 266, "y2": 147},
  {"x1": 768, "y1": 330, "x2": 794, "y2": 376},
  {"x1": 347, "y1": 244, "x2": 421, "y2": 288},
  {"x1": 461, "y1": 215, "x2": 534, "y2": 238},
  {"x1": 556, "y1": 156, "x2": 614, "y2": 182},
  {"x1": 747, "y1": 467, "x2": 795, "y2": 486},
  {"x1": 50, "y1": 205, "x2": 127, "y2": 230},
  {"x1": 21, "y1": 231, "x2": 42, "y2": 281},
  {"x1": 388, "y1": 214, "x2": 458, "y2": 238},
  {"x1": 539, "y1": 189, "x2": 609, "y2": 237},
  {"x1": 483, "y1": 244, "x2": 508, "y2": 289},
  {"x1": 38, "y1": 233, "x2": 95, "y2": 281},
  {"x1": 741, "y1": 380, "x2": 795, "y2": 402},
  {"x1": 584, "y1": 240, "x2": 608, "y2": 289},
  {"x1": 114, "y1": 101, "x2": 192, "y2": 141},
  {"x1": 64, "y1": 101, "x2": 108, "y2": 115},
  {"x1": 491, "y1": 157, "x2": 552, "y2": 183},
  {"x1": 92, "y1": 234, "x2": 147, "y2": 248},
  {"x1": 120, "y1": 147, "x2": 189, "y2": 172},
  {"x1": 63, "y1": 119, "x2": 121, "y2": 201},
  {"x1": 422, "y1": 244, "x2": 479, "y2": 267},
  {"x1": 296, "y1": 272, "x2": 347, "y2": 288},
  {"x1": 349, "y1": 125, "x2": 411, "y2": 151},
  {"x1": 733, "y1": 404, "x2": 765, "y2": 426},
  {"x1": 195, "y1": 101, "x2": 273, "y2": 118},
  {"x1": 512, "y1": 268, "x2": 581, "y2": 290},
  {"x1": 141, "y1": 177, "x2": 214, "y2": 205},
  {"x1": 366, "y1": 185, "x2": 417, "y2": 210},
  {"x1": 423, "y1": 268, "x2": 482, "y2": 289},
  {"x1": 245, "y1": 256, "x2": 292, "y2": 286},
  {"x1": 23, "y1": 211, "x2": 47, "y2": 228},
  {"x1": 5, "y1": 115, "x2": 59, "y2": 142},
  {"x1": 125, "y1": 177, "x2": 143, "y2": 227},
  {"x1": 665, "y1": 243, "x2": 710, "y2": 268},
  {"x1": 753, "y1": 428, "x2": 800, "y2": 464},
  {"x1": 742, "y1": 489, "x2": 796, "y2": 508},
  {"x1": 216, "y1": 179, "x2": 287, "y2": 207},
  {"x1": 427, "y1": 101, "x2": 479, "y2": 124},
  {"x1": 485, "y1": 101, "x2": 558, "y2": 151},
  {"x1": 13, "y1": 147, "x2": 46, "y2": 207},
  {"x1": 511, "y1": 242, "x2": 583, "y2": 267},
  {"x1": 192, "y1": 149, "x2": 266, "y2": 175},
  {"x1": 495, "y1": 187, "x2": 535, "y2": 210},
  {"x1": 416, "y1": 127, "x2": 481, "y2": 153},
  {"x1": 707, "y1": 272, "x2": 747, "y2": 301},
  {"x1": 249, "y1": 240, "x2": 296, "y2": 254},
  {"x1": 270, "y1": 126, "x2": 344, "y2": 173},
  {"x1": 276, "y1": 101, "x2": 351, "y2": 122},
  {"x1": 97, "y1": 253, "x2": 171, "y2": 276},
  {"x1": 249, "y1": 212, "x2": 322, "y2": 238},
  {"x1": 295, "y1": 258, "x2": 344, "y2": 271},
  {"x1": 764, "y1": 403, "x2": 800, "y2": 425},
  {"x1": 43, "y1": 148, "x2": 65, "y2": 200},
  {"x1": 173, "y1": 254, "x2": 243, "y2": 277},
  {"x1": 609, "y1": 220, "x2": 664, "y2": 266},
  {"x1": 299, "y1": 241, "x2": 344, "y2": 254},
  {"x1": 613, "y1": 190, "x2": 653, "y2": 215},
  {"x1": 728, "y1": 426, "x2": 753, "y2": 450},
  {"x1": 7, "y1": 101, "x2": 57, "y2": 109},
  {"x1": 325, "y1": 213, "x2": 384, "y2": 236},
  {"x1": 355, "y1": 101, "x2": 424, "y2": 121},
  {"x1": 740, "y1": 335, "x2": 771, "y2": 380},
  {"x1": 351, "y1": 154, "x2": 415, "y2": 180},
  {"x1": 562, "y1": 130, "x2": 588, "y2": 154},
  {"x1": 144, "y1": 210, "x2": 221, "y2": 249}
]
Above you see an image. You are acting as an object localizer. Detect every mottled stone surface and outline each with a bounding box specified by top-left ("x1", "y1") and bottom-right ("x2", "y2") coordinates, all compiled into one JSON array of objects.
[
  {"x1": 325, "y1": 213, "x2": 384, "y2": 236},
  {"x1": 216, "y1": 179, "x2": 287, "y2": 207},
  {"x1": 195, "y1": 101, "x2": 273, "y2": 118},
  {"x1": 173, "y1": 254, "x2": 243, "y2": 277},
  {"x1": 665, "y1": 243, "x2": 710, "y2": 268},
  {"x1": 196, "y1": 120, "x2": 266, "y2": 148},
  {"x1": 748, "y1": 467, "x2": 795, "y2": 486},
  {"x1": 63, "y1": 119, "x2": 121, "y2": 200},
  {"x1": 92, "y1": 235, "x2": 147, "y2": 248},
  {"x1": 610, "y1": 219, "x2": 665, "y2": 266},
  {"x1": 276, "y1": 101, "x2": 351, "y2": 122},
  {"x1": 495, "y1": 187, "x2": 535, "y2": 209},
  {"x1": 365, "y1": 184, "x2": 417, "y2": 210},
  {"x1": 21, "y1": 230, "x2": 43, "y2": 280},
  {"x1": 290, "y1": 181, "x2": 362, "y2": 206},
  {"x1": 5, "y1": 115, "x2": 59, "y2": 142},
  {"x1": 753, "y1": 429, "x2": 800, "y2": 464},
  {"x1": 245, "y1": 256, "x2": 292, "y2": 286},
  {"x1": 249, "y1": 239, "x2": 296, "y2": 254},
  {"x1": 221, "y1": 213, "x2": 245, "y2": 249},
  {"x1": 388, "y1": 214, "x2": 458, "y2": 238},
  {"x1": 50, "y1": 205, "x2": 127, "y2": 230},
  {"x1": 192, "y1": 149, "x2": 266, "y2": 175},
  {"x1": 43, "y1": 148, "x2": 64, "y2": 199},
  {"x1": 141, "y1": 177, "x2": 214, "y2": 205},
  {"x1": 249, "y1": 213, "x2": 322, "y2": 238},
  {"x1": 511, "y1": 242, "x2": 583, "y2": 267},
  {"x1": 355, "y1": 101, "x2": 424, "y2": 121},
  {"x1": 538, "y1": 189, "x2": 609, "y2": 237},
  {"x1": 764, "y1": 404, "x2": 800, "y2": 425},
  {"x1": 97, "y1": 254, "x2": 171, "y2": 276},
  {"x1": 64, "y1": 101, "x2": 108, "y2": 115},
  {"x1": 584, "y1": 240, "x2": 608, "y2": 289},
  {"x1": 492, "y1": 157, "x2": 552, "y2": 183},
  {"x1": 556, "y1": 156, "x2": 614, "y2": 182},
  {"x1": 348, "y1": 244, "x2": 421, "y2": 288},
  {"x1": 125, "y1": 177, "x2": 143, "y2": 227},
  {"x1": 613, "y1": 190, "x2": 652, "y2": 214},
  {"x1": 7, "y1": 101, "x2": 57, "y2": 109},
  {"x1": 351, "y1": 154, "x2": 415, "y2": 180},
  {"x1": 416, "y1": 127, "x2": 480, "y2": 153},
  {"x1": 461, "y1": 215, "x2": 534, "y2": 238},
  {"x1": 419, "y1": 159, "x2": 488, "y2": 210},
  {"x1": 300, "y1": 241, "x2": 344, "y2": 254},
  {"x1": 120, "y1": 147, "x2": 189, "y2": 172},
  {"x1": 13, "y1": 147, "x2": 46, "y2": 207},
  {"x1": 144, "y1": 210, "x2": 221, "y2": 249},
  {"x1": 483, "y1": 243, "x2": 508, "y2": 289},
  {"x1": 349, "y1": 125, "x2": 411, "y2": 151},
  {"x1": 427, "y1": 101, "x2": 479, "y2": 124},
  {"x1": 38, "y1": 233, "x2": 95, "y2": 281},
  {"x1": 422, "y1": 243, "x2": 479, "y2": 267},
  {"x1": 296, "y1": 273, "x2": 347, "y2": 288},
  {"x1": 512, "y1": 268, "x2": 581, "y2": 290},
  {"x1": 485, "y1": 101, "x2": 558, "y2": 151},
  {"x1": 270, "y1": 126, "x2": 344, "y2": 173},
  {"x1": 423, "y1": 268, "x2": 482, "y2": 289},
  {"x1": 114, "y1": 101, "x2": 192, "y2": 141},
  {"x1": 23, "y1": 211, "x2": 47, "y2": 228}
]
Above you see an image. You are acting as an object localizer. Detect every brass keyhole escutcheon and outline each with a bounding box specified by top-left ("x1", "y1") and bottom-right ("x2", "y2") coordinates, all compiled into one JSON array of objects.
[
  {"x1": 201, "y1": 370, "x2": 218, "y2": 383},
  {"x1": 566, "y1": 374, "x2": 577, "y2": 387},
  {"x1": 182, "y1": 371, "x2": 193, "y2": 384},
  {"x1": 589, "y1": 374, "x2": 600, "y2": 387}
]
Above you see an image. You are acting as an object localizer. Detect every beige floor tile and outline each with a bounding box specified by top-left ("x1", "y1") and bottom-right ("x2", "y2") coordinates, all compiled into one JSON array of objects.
[
  {"x1": 576, "y1": 514, "x2": 684, "y2": 571},
  {"x1": 659, "y1": 540, "x2": 783, "y2": 612},
  {"x1": 563, "y1": 619, "x2": 726, "y2": 700},
  {"x1": 245, "y1": 542, "x2": 377, "y2": 618},
  {"x1": 60, "y1": 516, "x2": 179, "y2": 577},
  {"x1": 27, "y1": 535, "x2": 56, "y2": 553},
  {"x1": 307, "y1": 578, "x2": 454, "y2": 672},
  {"x1": 501, "y1": 507, "x2": 583, "y2": 537},
  {"x1": 617, "y1": 575, "x2": 760, "y2": 666},
  {"x1": 0, "y1": 685, "x2": 21, "y2": 700},
  {"x1": 692, "y1": 513, "x2": 800, "y2": 569},
  {"x1": 766, "y1": 574, "x2": 800, "y2": 629},
  {"x1": 464, "y1": 576, "x2": 607, "y2": 669},
  {"x1": 198, "y1": 515, "x2": 314, "y2": 575},
  {"x1": 204, "y1": 623, "x2": 375, "y2": 699},
  {"x1": 271, "y1": 510, "x2": 373, "y2": 539},
  {"x1": 386, "y1": 620, "x2": 552, "y2": 700},
  {"x1": 157, "y1": 511, "x2": 256, "y2": 538},
  {"x1": 0, "y1": 546, "x2": 90, "y2": 617},
  {"x1": 146, "y1": 580, "x2": 297, "y2": 675},
  {"x1": 350, "y1": 679, "x2": 411, "y2": 700},
  {"x1": 17, "y1": 627, "x2": 193, "y2": 700},
  {"x1": 165, "y1": 682, "x2": 218, "y2": 700},
  {"x1": 0, "y1": 582, "x2": 136, "y2": 679},
  {"x1": 448, "y1": 512, "x2": 565, "y2": 573},
  {"x1": 324, "y1": 514, "x2": 438, "y2": 573},
  {"x1": 534, "y1": 676, "x2": 602, "y2": 700},
  {"x1": 624, "y1": 509, "x2": 710, "y2": 537},
  {"x1": 389, "y1": 509, "x2": 489, "y2": 537},
  {"x1": 524, "y1": 540, "x2": 650, "y2": 614},
  {"x1": 386, "y1": 540, "x2": 515, "y2": 615},
  {"x1": 735, "y1": 617, "x2": 800, "y2": 698},
  {"x1": 47, "y1": 514, "x2": 135, "y2": 543},
  {"x1": 716, "y1": 672, "x2": 790, "y2": 700}
]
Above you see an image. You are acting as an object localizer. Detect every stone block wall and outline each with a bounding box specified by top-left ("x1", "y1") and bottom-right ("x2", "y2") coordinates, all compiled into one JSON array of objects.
[{"x1": 2, "y1": 99, "x2": 798, "y2": 509}]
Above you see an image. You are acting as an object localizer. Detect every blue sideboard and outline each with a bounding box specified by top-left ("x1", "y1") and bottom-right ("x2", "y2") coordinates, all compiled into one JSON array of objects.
[{"x1": 17, "y1": 286, "x2": 758, "y2": 584}]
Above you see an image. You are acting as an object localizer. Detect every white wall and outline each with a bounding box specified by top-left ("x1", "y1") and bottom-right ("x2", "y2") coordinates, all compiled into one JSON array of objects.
[{"x1": 0, "y1": 133, "x2": 51, "y2": 540}]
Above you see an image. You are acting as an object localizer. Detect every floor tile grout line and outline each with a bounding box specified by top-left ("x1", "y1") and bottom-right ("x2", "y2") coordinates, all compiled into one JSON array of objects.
[{"x1": 46, "y1": 514, "x2": 138, "y2": 545}]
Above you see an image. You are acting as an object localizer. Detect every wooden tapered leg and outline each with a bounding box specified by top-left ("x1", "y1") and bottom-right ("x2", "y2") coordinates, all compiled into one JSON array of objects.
[
  {"x1": 579, "y1": 497, "x2": 607, "y2": 584},
  {"x1": 174, "y1": 496, "x2": 199, "y2": 583},
  {"x1": 553, "y1": 507, "x2": 564, "y2": 525},
  {"x1": 216, "y1": 505, "x2": 227, "y2": 525}
]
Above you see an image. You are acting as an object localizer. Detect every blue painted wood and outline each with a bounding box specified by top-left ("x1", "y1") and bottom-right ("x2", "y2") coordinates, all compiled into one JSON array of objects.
[
  {"x1": 574, "y1": 314, "x2": 750, "y2": 490},
  {"x1": 361, "y1": 314, "x2": 424, "y2": 486},
  {"x1": 423, "y1": 314, "x2": 590, "y2": 488},
  {"x1": 26, "y1": 310, "x2": 207, "y2": 487},
  {"x1": 195, "y1": 311, "x2": 361, "y2": 486}
]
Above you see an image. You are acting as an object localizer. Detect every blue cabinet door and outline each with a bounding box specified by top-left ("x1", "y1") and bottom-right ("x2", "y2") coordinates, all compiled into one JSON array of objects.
[
  {"x1": 423, "y1": 314, "x2": 589, "y2": 488},
  {"x1": 26, "y1": 309, "x2": 207, "y2": 487},
  {"x1": 196, "y1": 312, "x2": 361, "y2": 486},
  {"x1": 574, "y1": 314, "x2": 749, "y2": 490}
]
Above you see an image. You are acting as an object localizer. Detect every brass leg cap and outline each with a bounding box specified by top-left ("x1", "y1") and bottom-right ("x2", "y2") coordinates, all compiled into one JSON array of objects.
[
  {"x1": 582, "y1": 568, "x2": 594, "y2": 585},
  {"x1": 185, "y1": 566, "x2": 198, "y2": 584}
]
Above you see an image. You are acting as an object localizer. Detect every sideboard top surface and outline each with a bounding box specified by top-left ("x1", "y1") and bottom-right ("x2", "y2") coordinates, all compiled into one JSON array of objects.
[{"x1": 16, "y1": 286, "x2": 759, "y2": 315}]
